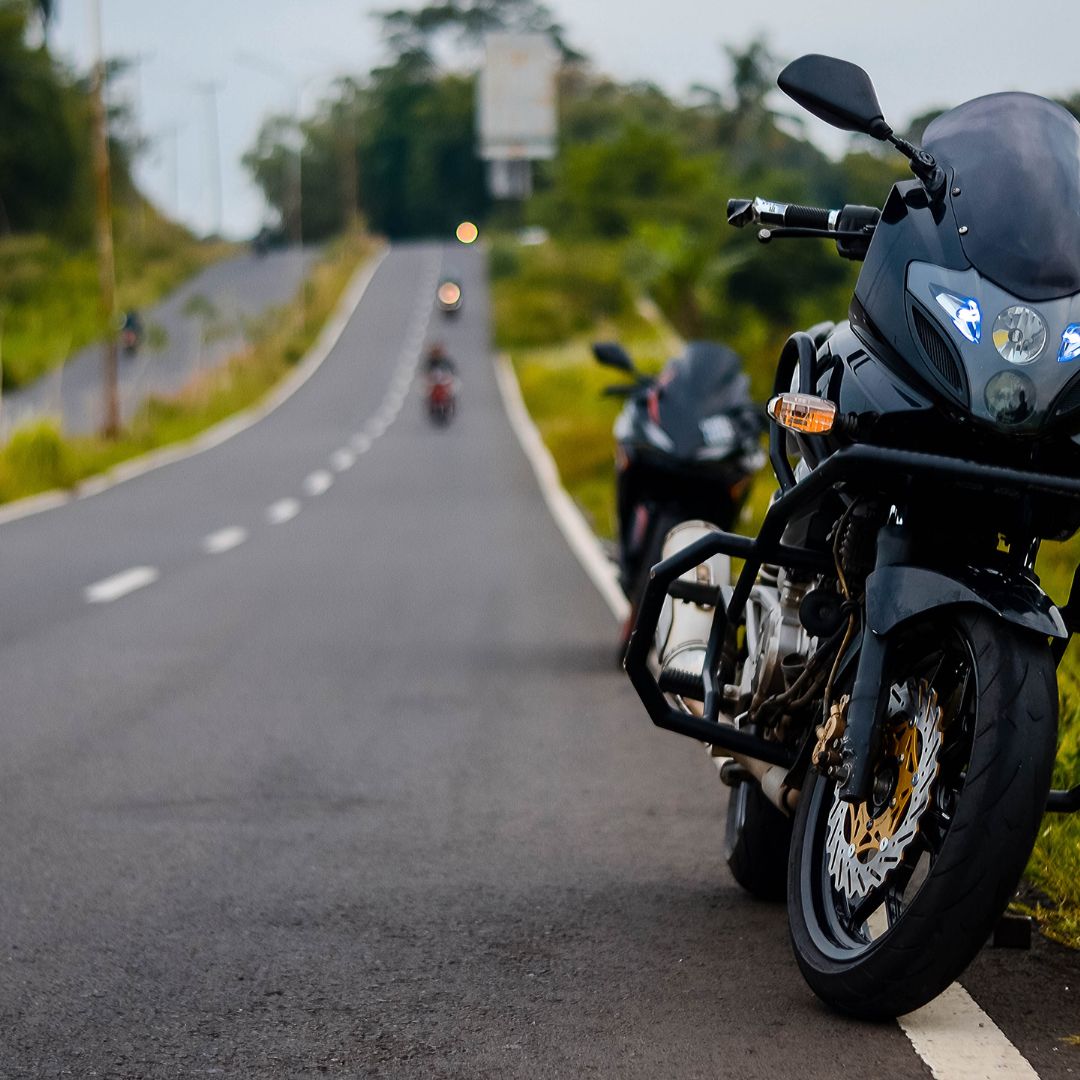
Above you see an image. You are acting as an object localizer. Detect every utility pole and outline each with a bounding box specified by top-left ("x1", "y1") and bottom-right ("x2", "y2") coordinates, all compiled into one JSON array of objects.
[
  {"x1": 89, "y1": 0, "x2": 120, "y2": 437},
  {"x1": 195, "y1": 81, "x2": 224, "y2": 237}
]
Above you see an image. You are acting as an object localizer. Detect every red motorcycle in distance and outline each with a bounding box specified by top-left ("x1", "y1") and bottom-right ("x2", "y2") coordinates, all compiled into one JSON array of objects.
[{"x1": 427, "y1": 372, "x2": 457, "y2": 426}]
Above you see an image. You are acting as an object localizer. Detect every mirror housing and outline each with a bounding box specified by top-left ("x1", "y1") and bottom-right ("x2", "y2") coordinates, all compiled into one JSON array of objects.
[
  {"x1": 592, "y1": 341, "x2": 635, "y2": 374},
  {"x1": 778, "y1": 55, "x2": 891, "y2": 140}
]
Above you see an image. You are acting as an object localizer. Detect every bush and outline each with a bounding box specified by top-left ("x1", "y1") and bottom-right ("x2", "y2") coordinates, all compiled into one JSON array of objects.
[{"x1": 0, "y1": 419, "x2": 70, "y2": 496}]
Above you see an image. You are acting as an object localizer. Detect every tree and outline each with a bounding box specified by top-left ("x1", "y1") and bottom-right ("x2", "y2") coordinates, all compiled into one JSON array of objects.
[
  {"x1": 245, "y1": 54, "x2": 490, "y2": 239},
  {"x1": 0, "y1": 2, "x2": 85, "y2": 235},
  {"x1": 378, "y1": 0, "x2": 582, "y2": 63}
]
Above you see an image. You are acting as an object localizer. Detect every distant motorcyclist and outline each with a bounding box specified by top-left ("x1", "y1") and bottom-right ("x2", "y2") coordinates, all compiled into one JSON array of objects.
[
  {"x1": 120, "y1": 310, "x2": 143, "y2": 357},
  {"x1": 423, "y1": 343, "x2": 459, "y2": 426},
  {"x1": 423, "y1": 342, "x2": 457, "y2": 379}
]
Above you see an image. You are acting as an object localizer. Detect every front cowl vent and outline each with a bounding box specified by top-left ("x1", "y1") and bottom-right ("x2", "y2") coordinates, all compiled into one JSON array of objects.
[{"x1": 912, "y1": 305, "x2": 965, "y2": 394}]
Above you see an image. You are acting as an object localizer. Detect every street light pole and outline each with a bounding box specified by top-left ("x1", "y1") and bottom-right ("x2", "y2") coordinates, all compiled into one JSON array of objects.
[
  {"x1": 89, "y1": 0, "x2": 120, "y2": 437},
  {"x1": 235, "y1": 53, "x2": 315, "y2": 249},
  {"x1": 195, "y1": 81, "x2": 224, "y2": 237}
]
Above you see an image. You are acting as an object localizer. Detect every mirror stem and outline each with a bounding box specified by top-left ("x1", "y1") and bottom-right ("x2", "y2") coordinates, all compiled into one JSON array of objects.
[{"x1": 886, "y1": 132, "x2": 947, "y2": 201}]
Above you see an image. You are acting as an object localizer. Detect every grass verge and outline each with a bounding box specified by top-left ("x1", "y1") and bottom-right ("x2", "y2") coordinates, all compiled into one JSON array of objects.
[
  {"x1": 492, "y1": 235, "x2": 681, "y2": 539},
  {"x1": 493, "y1": 235, "x2": 1080, "y2": 948},
  {"x1": 0, "y1": 233, "x2": 375, "y2": 504}
]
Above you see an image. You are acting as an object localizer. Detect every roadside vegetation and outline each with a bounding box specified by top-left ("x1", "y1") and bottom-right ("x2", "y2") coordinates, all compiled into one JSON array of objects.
[
  {"x1": 0, "y1": 234, "x2": 374, "y2": 503},
  {"x1": 0, "y1": 213, "x2": 233, "y2": 389},
  {"x1": 0, "y1": 2, "x2": 233, "y2": 388}
]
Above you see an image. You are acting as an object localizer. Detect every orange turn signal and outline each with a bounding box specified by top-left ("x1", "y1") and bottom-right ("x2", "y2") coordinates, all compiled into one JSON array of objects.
[{"x1": 767, "y1": 393, "x2": 838, "y2": 435}]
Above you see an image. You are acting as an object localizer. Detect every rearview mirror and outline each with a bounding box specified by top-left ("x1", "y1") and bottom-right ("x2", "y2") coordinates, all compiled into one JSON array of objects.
[
  {"x1": 778, "y1": 55, "x2": 890, "y2": 139},
  {"x1": 592, "y1": 342, "x2": 635, "y2": 374}
]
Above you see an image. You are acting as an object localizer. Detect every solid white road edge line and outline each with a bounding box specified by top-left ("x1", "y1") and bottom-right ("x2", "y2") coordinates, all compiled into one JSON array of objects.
[
  {"x1": 84, "y1": 565, "x2": 160, "y2": 604},
  {"x1": 492, "y1": 352, "x2": 1043, "y2": 1080},
  {"x1": 202, "y1": 526, "x2": 248, "y2": 554},
  {"x1": 266, "y1": 498, "x2": 301, "y2": 525},
  {"x1": 0, "y1": 245, "x2": 390, "y2": 529},
  {"x1": 493, "y1": 353, "x2": 628, "y2": 623},
  {"x1": 303, "y1": 470, "x2": 333, "y2": 497},
  {"x1": 900, "y1": 984, "x2": 1040, "y2": 1080}
]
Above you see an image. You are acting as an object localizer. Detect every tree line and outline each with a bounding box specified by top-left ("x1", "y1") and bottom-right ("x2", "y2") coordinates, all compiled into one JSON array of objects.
[{"x1": 0, "y1": 0, "x2": 140, "y2": 242}]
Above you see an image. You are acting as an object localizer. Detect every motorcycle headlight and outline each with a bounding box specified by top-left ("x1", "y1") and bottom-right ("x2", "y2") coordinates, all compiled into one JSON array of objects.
[
  {"x1": 992, "y1": 306, "x2": 1046, "y2": 364},
  {"x1": 985, "y1": 370, "x2": 1035, "y2": 425}
]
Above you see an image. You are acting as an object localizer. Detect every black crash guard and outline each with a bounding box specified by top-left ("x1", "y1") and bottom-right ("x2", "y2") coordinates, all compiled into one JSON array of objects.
[{"x1": 622, "y1": 442, "x2": 1080, "y2": 812}]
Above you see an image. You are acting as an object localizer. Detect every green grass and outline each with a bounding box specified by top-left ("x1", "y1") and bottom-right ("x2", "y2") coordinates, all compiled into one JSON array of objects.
[
  {"x1": 493, "y1": 236, "x2": 681, "y2": 539},
  {"x1": 1022, "y1": 543, "x2": 1080, "y2": 946},
  {"x1": 0, "y1": 233, "x2": 375, "y2": 504},
  {"x1": 0, "y1": 207, "x2": 234, "y2": 389},
  {"x1": 494, "y1": 235, "x2": 1080, "y2": 949}
]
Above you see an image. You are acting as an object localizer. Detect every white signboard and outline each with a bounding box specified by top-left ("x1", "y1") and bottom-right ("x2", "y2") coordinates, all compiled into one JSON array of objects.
[{"x1": 478, "y1": 32, "x2": 558, "y2": 161}]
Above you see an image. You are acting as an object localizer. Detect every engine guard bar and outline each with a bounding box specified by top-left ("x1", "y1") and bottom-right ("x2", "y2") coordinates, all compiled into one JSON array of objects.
[{"x1": 624, "y1": 442, "x2": 1080, "y2": 785}]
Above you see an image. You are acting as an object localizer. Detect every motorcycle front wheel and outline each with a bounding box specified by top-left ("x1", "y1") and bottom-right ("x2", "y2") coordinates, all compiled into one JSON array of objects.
[{"x1": 788, "y1": 607, "x2": 1057, "y2": 1019}]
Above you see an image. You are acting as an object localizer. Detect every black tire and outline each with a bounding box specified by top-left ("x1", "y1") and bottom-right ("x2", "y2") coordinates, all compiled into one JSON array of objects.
[
  {"x1": 725, "y1": 777, "x2": 792, "y2": 901},
  {"x1": 788, "y1": 608, "x2": 1057, "y2": 1019}
]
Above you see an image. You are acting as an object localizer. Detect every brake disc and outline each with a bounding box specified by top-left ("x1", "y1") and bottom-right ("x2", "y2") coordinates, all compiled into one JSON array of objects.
[{"x1": 825, "y1": 680, "x2": 943, "y2": 901}]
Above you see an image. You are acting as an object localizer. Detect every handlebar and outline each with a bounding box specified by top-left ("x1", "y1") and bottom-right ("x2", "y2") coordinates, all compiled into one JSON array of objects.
[
  {"x1": 727, "y1": 197, "x2": 837, "y2": 231},
  {"x1": 727, "y1": 197, "x2": 880, "y2": 261}
]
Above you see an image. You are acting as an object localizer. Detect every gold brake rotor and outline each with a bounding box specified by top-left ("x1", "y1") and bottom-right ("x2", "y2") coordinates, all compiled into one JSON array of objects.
[
  {"x1": 847, "y1": 719, "x2": 920, "y2": 858},
  {"x1": 825, "y1": 681, "x2": 943, "y2": 900}
]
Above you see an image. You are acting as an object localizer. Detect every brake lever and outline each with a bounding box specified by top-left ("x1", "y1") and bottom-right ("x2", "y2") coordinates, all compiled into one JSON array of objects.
[{"x1": 757, "y1": 226, "x2": 875, "y2": 244}]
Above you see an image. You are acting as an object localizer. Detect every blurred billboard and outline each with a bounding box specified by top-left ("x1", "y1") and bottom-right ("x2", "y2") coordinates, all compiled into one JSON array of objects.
[{"x1": 478, "y1": 32, "x2": 558, "y2": 197}]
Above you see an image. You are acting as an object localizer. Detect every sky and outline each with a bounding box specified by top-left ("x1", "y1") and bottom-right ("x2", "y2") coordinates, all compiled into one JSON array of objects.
[{"x1": 49, "y1": 0, "x2": 1080, "y2": 238}]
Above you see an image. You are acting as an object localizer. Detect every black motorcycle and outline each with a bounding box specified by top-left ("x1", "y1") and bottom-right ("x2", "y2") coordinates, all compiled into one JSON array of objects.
[
  {"x1": 623, "y1": 54, "x2": 1080, "y2": 1018},
  {"x1": 593, "y1": 340, "x2": 764, "y2": 652}
]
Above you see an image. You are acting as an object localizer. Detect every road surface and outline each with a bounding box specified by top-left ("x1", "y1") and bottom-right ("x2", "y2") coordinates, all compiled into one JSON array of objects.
[
  {"x1": 2, "y1": 246, "x2": 316, "y2": 437},
  {"x1": 0, "y1": 242, "x2": 1075, "y2": 1077}
]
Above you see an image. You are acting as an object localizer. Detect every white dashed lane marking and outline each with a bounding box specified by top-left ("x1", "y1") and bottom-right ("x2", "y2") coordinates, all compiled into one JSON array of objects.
[
  {"x1": 202, "y1": 526, "x2": 249, "y2": 554},
  {"x1": 266, "y1": 498, "x2": 301, "y2": 525},
  {"x1": 330, "y1": 449, "x2": 356, "y2": 472},
  {"x1": 80, "y1": 251, "x2": 442, "y2": 608},
  {"x1": 303, "y1": 470, "x2": 333, "y2": 497},
  {"x1": 84, "y1": 566, "x2": 160, "y2": 604}
]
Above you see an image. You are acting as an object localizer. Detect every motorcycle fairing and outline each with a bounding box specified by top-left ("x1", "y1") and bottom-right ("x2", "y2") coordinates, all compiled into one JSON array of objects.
[
  {"x1": 854, "y1": 95, "x2": 1080, "y2": 430},
  {"x1": 906, "y1": 261, "x2": 1080, "y2": 431}
]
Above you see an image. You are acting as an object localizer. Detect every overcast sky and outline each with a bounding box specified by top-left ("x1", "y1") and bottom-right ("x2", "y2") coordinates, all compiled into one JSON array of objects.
[{"x1": 49, "y1": 0, "x2": 1080, "y2": 238}]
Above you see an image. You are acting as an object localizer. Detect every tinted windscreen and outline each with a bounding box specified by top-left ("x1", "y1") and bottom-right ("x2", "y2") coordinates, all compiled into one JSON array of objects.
[
  {"x1": 663, "y1": 342, "x2": 752, "y2": 417},
  {"x1": 924, "y1": 93, "x2": 1080, "y2": 301}
]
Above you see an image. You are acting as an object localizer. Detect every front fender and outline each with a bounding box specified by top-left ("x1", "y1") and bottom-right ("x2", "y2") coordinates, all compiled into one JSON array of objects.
[{"x1": 865, "y1": 564, "x2": 1067, "y2": 638}]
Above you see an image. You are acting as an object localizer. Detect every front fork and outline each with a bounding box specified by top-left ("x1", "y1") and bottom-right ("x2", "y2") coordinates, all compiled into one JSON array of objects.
[{"x1": 836, "y1": 523, "x2": 910, "y2": 804}]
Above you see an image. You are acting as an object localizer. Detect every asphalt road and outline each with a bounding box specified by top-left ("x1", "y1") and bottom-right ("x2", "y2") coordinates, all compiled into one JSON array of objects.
[
  {"x1": 0, "y1": 242, "x2": 1075, "y2": 1078},
  {"x1": 2, "y1": 246, "x2": 316, "y2": 437}
]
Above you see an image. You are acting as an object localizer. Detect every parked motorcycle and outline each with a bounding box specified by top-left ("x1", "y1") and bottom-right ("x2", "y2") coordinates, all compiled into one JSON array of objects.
[
  {"x1": 623, "y1": 54, "x2": 1080, "y2": 1018},
  {"x1": 593, "y1": 340, "x2": 764, "y2": 654}
]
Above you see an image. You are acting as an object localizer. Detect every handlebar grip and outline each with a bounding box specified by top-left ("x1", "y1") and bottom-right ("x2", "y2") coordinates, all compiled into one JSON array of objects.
[{"x1": 783, "y1": 204, "x2": 832, "y2": 230}]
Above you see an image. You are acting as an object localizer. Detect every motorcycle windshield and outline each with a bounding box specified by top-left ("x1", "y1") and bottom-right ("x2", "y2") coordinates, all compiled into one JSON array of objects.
[{"x1": 924, "y1": 94, "x2": 1080, "y2": 301}]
